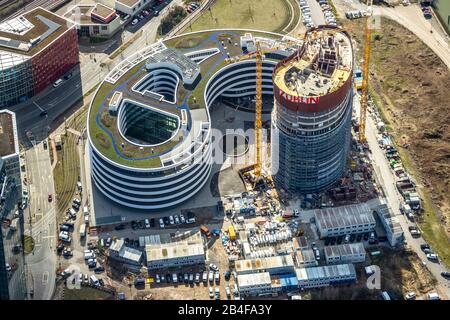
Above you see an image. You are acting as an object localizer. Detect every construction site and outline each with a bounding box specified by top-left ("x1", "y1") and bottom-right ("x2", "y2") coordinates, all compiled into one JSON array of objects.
[{"x1": 45, "y1": 0, "x2": 450, "y2": 302}]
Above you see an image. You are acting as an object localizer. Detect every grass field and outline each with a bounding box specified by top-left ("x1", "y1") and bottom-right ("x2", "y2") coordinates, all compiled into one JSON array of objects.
[
  {"x1": 24, "y1": 235, "x2": 35, "y2": 255},
  {"x1": 187, "y1": 0, "x2": 293, "y2": 33},
  {"x1": 53, "y1": 133, "x2": 79, "y2": 216}
]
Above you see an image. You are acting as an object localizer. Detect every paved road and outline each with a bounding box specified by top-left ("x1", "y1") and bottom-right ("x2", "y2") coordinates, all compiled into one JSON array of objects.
[
  {"x1": 23, "y1": 140, "x2": 57, "y2": 300},
  {"x1": 8, "y1": 64, "x2": 83, "y2": 144},
  {"x1": 305, "y1": 0, "x2": 326, "y2": 26},
  {"x1": 357, "y1": 93, "x2": 450, "y2": 299},
  {"x1": 333, "y1": 0, "x2": 450, "y2": 69}
]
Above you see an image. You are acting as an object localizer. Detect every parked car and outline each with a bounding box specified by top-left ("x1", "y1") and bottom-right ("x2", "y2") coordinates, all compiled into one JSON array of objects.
[
  {"x1": 180, "y1": 214, "x2": 186, "y2": 223},
  {"x1": 159, "y1": 218, "x2": 165, "y2": 229},
  {"x1": 209, "y1": 263, "x2": 219, "y2": 271},
  {"x1": 195, "y1": 273, "x2": 200, "y2": 284},
  {"x1": 215, "y1": 287, "x2": 220, "y2": 299},
  {"x1": 169, "y1": 215, "x2": 175, "y2": 225},
  {"x1": 426, "y1": 253, "x2": 438, "y2": 261},
  {"x1": 405, "y1": 292, "x2": 416, "y2": 300},
  {"x1": 94, "y1": 266, "x2": 105, "y2": 274},
  {"x1": 224, "y1": 270, "x2": 231, "y2": 281},
  {"x1": 225, "y1": 286, "x2": 231, "y2": 298},
  {"x1": 144, "y1": 219, "x2": 151, "y2": 229},
  {"x1": 441, "y1": 271, "x2": 450, "y2": 279},
  {"x1": 155, "y1": 274, "x2": 161, "y2": 284},
  {"x1": 115, "y1": 224, "x2": 125, "y2": 231},
  {"x1": 131, "y1": 18, "x2": 138, "y2": 25},
  {"x1": 209, "y1": 287, "x2": 214, "y2": 298},
  {"x1": 208, "y1": 270, "x2": 214, "y2": 283},
  {"x1": 202, "y1": 271, "x2": 208, "y2": 283},
  {"x1": 174, "y1": 215, "x2": 180, "y2": 224},
  {"x1": 214, "y1": 271, "x2": 220, "y2": 284}
]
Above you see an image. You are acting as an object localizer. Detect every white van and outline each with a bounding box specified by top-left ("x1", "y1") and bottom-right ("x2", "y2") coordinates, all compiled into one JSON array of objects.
[
  {"x1": 83, "y1": 206, "x2": 89, "y2": 216},
  {"x1": 428, "y1": 292, "x2": 440, "y2": 300},
  {"x1": 53, "y1": 79, "x2": 63, "y2": 88},
  {"x1": 90, "y1": 275, "x2": 100, "y2": 286},
  {"x1": 84, "y1": 250, "x2": 95, "y2": 260}
]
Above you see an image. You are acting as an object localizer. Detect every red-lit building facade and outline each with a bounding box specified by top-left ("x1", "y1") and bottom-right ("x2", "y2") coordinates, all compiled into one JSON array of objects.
[
  {"x1": 31, "y1": 27, "x2": 79, "y2": 94},
  {"x1": 0, "y1": 8, "x2": 79, "y2": 108}
]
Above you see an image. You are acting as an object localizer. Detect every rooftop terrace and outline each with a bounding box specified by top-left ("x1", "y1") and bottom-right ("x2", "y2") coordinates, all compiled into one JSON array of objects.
[
  {"x1": 0, "y1": 110, "x2": 18, "y2": 158},
  {"x1": 0, "y1": 7, "x2": 72, "y2": 57},
  {"x1": 88, "y1": 30, "x2": 298, "y2": 169},
  {"x1": 64, "y1": 4, "x2": 117, "y2": 25}
]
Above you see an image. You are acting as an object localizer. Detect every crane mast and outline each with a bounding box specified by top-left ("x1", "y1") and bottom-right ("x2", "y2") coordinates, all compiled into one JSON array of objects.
[
  {"x1": 359, "y1": 0, "x2": 373, "y2": 143},
  {"x1": 254, "y1": 41, "x2": 263, "y2": 178}
]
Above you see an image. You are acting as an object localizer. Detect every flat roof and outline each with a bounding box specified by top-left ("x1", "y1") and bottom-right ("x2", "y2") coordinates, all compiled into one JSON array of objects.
[
  {"x1": 235, "y1": 255, "x2": 295, "y2": 273},
  {"x1": 314, "y1": 203, "x2": 376, "y2": 231},
  {"x1": 374, "y1": 204, "x2": 403, "y2": 235},
  {"x1": 0, "y1": 110, "x2": 19, "y2": 158},
  {"x1": 324, "y1": 243, "x2": 366, "y2": 259},
  {"x1": 295, "y1": 264, "x2": 356, "y2": 282},
  {"x1": 64, "y1": 4, "x2": 117, "y2": 25},
  {"x1": 116, "y1": 0, "x2": 141, "y2": 8},
  {"x1": 237, "y1": 272, "x2": 272, "y2": 288},
  {"x1": 145, "y1": 232, "x2": 204, "y2": 262},
  {"x1": 294, "y1": 249, "x2": 316, "y2": 265},
  {"x1": 92, "y1": 3, "x2": 116, "y2": 19},
  {"x1": 273, "y1": 28, "x2": 352, "y2": 97},
  {"x1": 0, "y1": 7, "x2": 73, "y2": 57}
]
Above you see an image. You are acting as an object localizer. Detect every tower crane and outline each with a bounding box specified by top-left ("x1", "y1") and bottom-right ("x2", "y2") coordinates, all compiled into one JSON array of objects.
[
  {"x1": 359, "y1": 0, "x2": 374, "y2": 143},
  {"x1": 224, "y1": 39, "x2": 300, "y2": 179}
]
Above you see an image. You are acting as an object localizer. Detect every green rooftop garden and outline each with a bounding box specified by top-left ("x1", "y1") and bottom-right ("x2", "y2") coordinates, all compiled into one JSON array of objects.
[{"x1": 89, "y1": 29, "x2": 284, "y2": 169}]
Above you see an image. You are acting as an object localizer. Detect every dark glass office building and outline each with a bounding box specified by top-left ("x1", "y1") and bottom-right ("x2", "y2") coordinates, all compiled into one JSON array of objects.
[{"x1": 0, "y1": 110, "x2": 27, "y2": 300}]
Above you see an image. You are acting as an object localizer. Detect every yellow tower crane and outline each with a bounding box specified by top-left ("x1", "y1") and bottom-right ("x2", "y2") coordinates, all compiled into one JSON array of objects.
[
  {"x1": 224, "y1": 39, "x2": 299, "y2": 179},
  {"x1": 359, "y1": 0, "x2": 374, "y2": 143}
]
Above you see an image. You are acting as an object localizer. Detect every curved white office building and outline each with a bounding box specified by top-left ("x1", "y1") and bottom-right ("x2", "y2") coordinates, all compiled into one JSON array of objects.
[{"x1": 88, "y1": 30, "x2": 300, "y2": 209}]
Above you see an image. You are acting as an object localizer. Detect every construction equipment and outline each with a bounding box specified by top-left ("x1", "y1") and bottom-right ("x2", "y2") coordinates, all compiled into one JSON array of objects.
[
  {"x1": 359, "y1": 0, "x2": 374, "y2": 143},
  {"x1": 224, "y1": 39, "x2": 300, "y2": 179}
]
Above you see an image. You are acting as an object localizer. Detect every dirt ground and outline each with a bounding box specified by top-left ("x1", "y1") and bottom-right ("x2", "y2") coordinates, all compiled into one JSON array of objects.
[
  {"x1": 343, "y1": 17, "x2": 450, "y2": 252},
  {"x1": 309, "y1": 247, "x2": 437, "y2": 300}
]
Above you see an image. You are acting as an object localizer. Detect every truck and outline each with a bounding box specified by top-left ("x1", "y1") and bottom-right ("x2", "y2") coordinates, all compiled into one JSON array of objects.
[
  {"x1": 228, "y1": 225, "x2": 236, "y2": 241},
  {"x1": 90, "y1": 275, "x2": 100, "y2": 286},
  {"x1": 200, "y1": 225, "x2": 211, "y2": 238},
  {"x1": 79, "y1": 224, "x2": 86, "y2": 238},
  {"x1": 354, "y1": 69, "x2": 363, "y2": 90},
  {"x1": 10, "y1": 218, "x2": 18, "y2": 232}
]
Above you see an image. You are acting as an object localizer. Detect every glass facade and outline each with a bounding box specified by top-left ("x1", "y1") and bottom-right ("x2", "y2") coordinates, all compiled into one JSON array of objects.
[
  {"x1": 0, "y1": 156, "x2": 27, "y2": 300},
  {"x1": 121, "y1": 101, "x2": 179, "y2": 145},
  {"x1": 0, "y1": 28, "x2": 79, "y2": 108},
  {"x1": 0, "y1": 55, "x2": 34, "y2": 108},
  {"x1": 271, "y1": 91, "x2": 353, "y2": 193}
]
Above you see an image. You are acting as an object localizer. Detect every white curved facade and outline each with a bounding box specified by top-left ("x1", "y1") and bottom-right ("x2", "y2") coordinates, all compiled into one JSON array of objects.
[{"x1": 88, "y1": 31, "x2": 287, "y2": 210}]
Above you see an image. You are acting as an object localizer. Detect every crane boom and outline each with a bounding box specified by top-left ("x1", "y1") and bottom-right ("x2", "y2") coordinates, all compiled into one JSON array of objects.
[
  {"x1": 359, "y1": 0, "x2": 373, "y2": 143},
  {"x1": 223, "y1": 39, "x2": 301, "y2": 179},
  {"x1": 254, "y1": 41, "x2": 263, "y2": 177}
]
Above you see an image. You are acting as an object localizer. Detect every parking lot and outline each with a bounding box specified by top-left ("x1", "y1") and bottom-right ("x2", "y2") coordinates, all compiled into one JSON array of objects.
[
  {"x1": 132, "y1": 235, "x2": 238, "y2": 300},
  {"x1": 300, "y1": 0, "x2": 336, "y2": 29}
]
